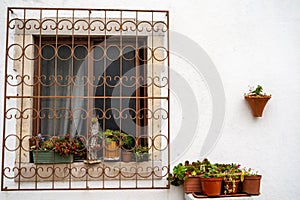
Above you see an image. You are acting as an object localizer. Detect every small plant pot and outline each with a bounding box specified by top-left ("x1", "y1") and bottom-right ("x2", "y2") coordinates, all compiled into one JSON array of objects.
[
  {"x1": 121, "y1": 151, "x2": 132, "y2": 162},
  {"x1": 242, "y1": 175, "x2": 262, "y2": 195},
  {"x1": 104, "y1": 141, "x2": 120, "y2": 161},
  {"x1": 184, "y1": 175, "x2": 202, "y2": 193},
  {"x1": 200, "y1": 177, "x2": 222, "y2": 197},
  {"x1": 245, "y1": 95, "x2": 271, "y2": 117}
]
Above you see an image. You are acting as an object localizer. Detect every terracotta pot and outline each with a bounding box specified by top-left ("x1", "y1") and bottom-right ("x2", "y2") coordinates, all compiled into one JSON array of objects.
[
  {"x1": 223, "y1": 180, "x2": 240, "y2": 194},
  {"x1": 242, "y1": 175, "x2": 262, "y2": 195},
  {"x1": 183, "y1": 175, "x2": 202, "y2": 193},
  {"x1": 121, "y1": 151, "x2": 132, "y2": 162},
  {"x1": 200, "y1": 177, "x2": 222, "y2": 197},
  {"x1": 245, "y1": 95, "x2": 271, "y2": 117}
]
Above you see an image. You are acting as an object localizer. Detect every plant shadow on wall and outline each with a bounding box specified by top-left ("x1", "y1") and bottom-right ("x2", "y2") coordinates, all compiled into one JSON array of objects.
[
  {"x1": 169, "y1": 159, "x2": 262, "y2": 198},
  {"x1": 244, "y1": 85, "x2": 271, "y2": 117}
]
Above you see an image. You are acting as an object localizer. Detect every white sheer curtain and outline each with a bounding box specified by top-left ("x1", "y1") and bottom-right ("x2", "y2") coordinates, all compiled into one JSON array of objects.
[{"x1": 40, "y1": 45, "x2": 87, "y2": 136}]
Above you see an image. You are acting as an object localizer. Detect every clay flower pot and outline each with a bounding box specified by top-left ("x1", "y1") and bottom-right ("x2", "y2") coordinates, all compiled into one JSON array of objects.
[
  {"x1": 200, "y1": 177, "x2": 222, "y2": 197},
  {"x1": 121, "y1": 151, "x2": 132, "y2": 162},
  {"x1": 184, "y1": 175, "x2": 202, "y2": 193},
  {"x1": 242, "y1": 175, "x2": 262, "y2": 195},
  {"x1": 245, "y1": 95, "x2": 271, "y2": 117}
]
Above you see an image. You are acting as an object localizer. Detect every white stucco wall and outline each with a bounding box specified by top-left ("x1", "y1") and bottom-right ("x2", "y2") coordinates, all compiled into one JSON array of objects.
[{"x1": 1, "y1": 0, "x2": 300, "y2": 200}]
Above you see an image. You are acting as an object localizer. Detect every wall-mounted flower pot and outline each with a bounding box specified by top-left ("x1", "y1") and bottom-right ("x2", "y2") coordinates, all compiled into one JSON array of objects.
[{"x1": 245, "y1": 96, "x2": 271, "y2": 117}]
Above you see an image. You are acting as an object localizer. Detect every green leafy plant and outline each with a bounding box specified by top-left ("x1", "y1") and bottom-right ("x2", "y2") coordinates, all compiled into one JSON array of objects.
[
  {"x1": 134, "y1": 145, "x2": 150, "y2": 161},
  {"x1": 203, "y1": 163, "x2": 224, "y2": 178},
  {"x1": 169, "y1": 159, "x2": 208, "y2": 186},
  {"x1": 29, "y1": 134, "x2": 86, "y2": 157},
  {"x1": 241, "y1": 167, "x2": 259, "y2": 182},
  {"x1": 54, "y1": 134, "x2": 79, "y2": 156},
  {"x1": 222, "y1": 163, "x2": 241, "y2": 181},
  {"x1": 73, "y1": 134, "x2": 86, "y2": 158},
  {"x1": 104, "y1": 129, "x2": 122, "y2": 144},
  {"x1": 40, "y1": 140, "x2": 54, "y2": 151},
  {"x1": 121, "y1": 134, "x2": 135, "y2": 151},
  {"x1": 169, "y1": 163, "x2": 187, "y2": 186},
  {"x1": 246, "y1": 85, "x2": 271, "y2": 97}
]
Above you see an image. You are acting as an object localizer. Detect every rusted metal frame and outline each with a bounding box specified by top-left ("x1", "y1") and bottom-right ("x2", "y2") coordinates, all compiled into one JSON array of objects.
[
  {"x1": 102, "y1": 10, "x2": 107, "y2": 188},
  {"x1": 66, "y1": 9, "x2": 75, "y2": 190},
  {"x1": 150, "y1": 11, "x2": 155, "y2": 188},
  {"x1": 49, "y1": 9, "x2": 59, "y2": 189},
  {"x1": 1, "y1": 7, "x2": 11, "y2": 191},
  {"x1": 34, "y1": 8, "x2": 43, "y2": 190},
  {"x1": 166, "y1": 10, "x2": 170, "y2": 189},
  {"x1": 15, "y1": 8, "x2": 27, "y2": 190},
  {"x1": 70, "y1": 9, "x2": 75, "y2": 168},
  {"x1": 4, "y1": 185, "x2": 169, "y2": 191},
  {"x1": 6, "y1": 95, "x2": 168, "y2": 99},
  {"x1": 134, "y1": 11, "x2": 139, "y2": 188},
  {"x1": 118, "y1": 10, "x2": 123, "y2": 188},
  {"x1": 2, "y1": 8, "x2": 170, "y2": 191},
  {"x1": 85, "y1": 9, "x2": 92, "y2": 190},
  {"x1": 8, "y1": 7, "x2": 169, "y2": 13}
]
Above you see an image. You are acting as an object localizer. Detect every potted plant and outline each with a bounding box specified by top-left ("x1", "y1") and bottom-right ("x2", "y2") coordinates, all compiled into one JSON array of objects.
[
  {"x1": 134, "y1": 145, "x2": 150, "y2": 162},
  {"x1": 30, "y1": 134, "x2": 81, "y2": 164},
  {"x1": 169, "y1": 160, "x2": 204, "y2": 193},
  {"x1": 244, "y1": 85, "x2": 271, "y2": 117},
  {"x1": 103, "y1": 129, "x2": 122, "y2": 161},
  {"x1": 222, "y1": 163, "x2": 242, "y2": 195},
  {"x1": 120, "y1": 134, "x2": 135, "y2": 162},
  {"x1": 241, "y1": 168, "x2": 262, "y2": 195},
  {"x1": 73, "y1": 134, "x2": 87, "y2": 161},
  {"x1": 183, "y1": 160, "x2": 206, "y2": 194},
  {"x1": 200, "y1": 163, "x2": 224, "y2": 197}
]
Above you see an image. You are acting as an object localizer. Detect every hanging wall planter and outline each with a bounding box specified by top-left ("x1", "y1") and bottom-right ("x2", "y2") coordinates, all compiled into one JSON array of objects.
[{"x1": 244, "y1": 85, "x2": 271, "y2": 117}]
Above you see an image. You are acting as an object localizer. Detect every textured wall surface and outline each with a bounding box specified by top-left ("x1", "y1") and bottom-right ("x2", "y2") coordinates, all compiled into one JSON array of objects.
[{"x1": 1, "y1": 0, "x2": 300, "y2": 199}]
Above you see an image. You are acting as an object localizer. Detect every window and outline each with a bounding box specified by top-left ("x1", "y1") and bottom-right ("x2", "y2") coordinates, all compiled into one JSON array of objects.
[
  {"x1": 35, "y1": 36, "x2": 148, "y2": 140},
  {"x1": 2, "y1": 8, "x2": 169, "y2": 190}
]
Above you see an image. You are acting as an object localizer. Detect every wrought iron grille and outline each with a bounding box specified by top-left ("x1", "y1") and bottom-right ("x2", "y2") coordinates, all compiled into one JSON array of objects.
[{"x1": 2, "y1": 7, "x2": 170, "y2": 191}]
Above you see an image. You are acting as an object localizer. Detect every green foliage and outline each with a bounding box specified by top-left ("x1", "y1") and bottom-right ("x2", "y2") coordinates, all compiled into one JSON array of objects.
[
  {"x1": 221, "y1": 163, "x2": 241, "y2": 182},
  {"x1": 121, "y1": 134, "x2": 135, "y2": 150},
  {"x1": 40, "y1": 140, "x2": 54, "y2": 151},
  {"x1": 134, "y1": 146, "x2": 150, "y2": 161},
  {"x1": 203, "y1": 163, "x2": 224, "y2": 178},
  {"x1": 169, "y1": 163, "x2": 187, "y2": 186},
  {"x1": 247, "y1": 85, "x2": 271, "y2": 96},
  {"x1": 251, "y1": 85, "x2": 264, "y2": 96},
  {"x1": 241, "y1": 168, "x2": 259, "y2": 182},
  {"x1": 104, "y1": 129, "x2": 122, "y2": 144},
  {"x1": 169, "y1": 159, "x2": 208, "y2": 186}
]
